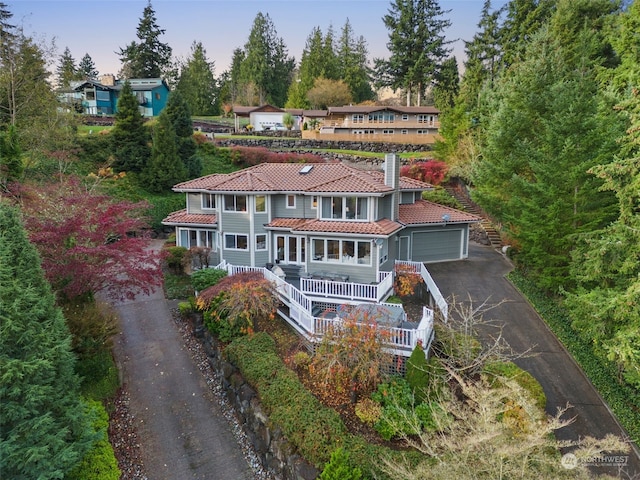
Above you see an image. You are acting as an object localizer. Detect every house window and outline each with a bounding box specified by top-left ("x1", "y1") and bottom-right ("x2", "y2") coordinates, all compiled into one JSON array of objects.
[
  {"x1": 96, "y1": 90, "x2": 110, "y2": 102},
  {"x1": 255, "y1": 195, "x2": 266, "y2": 213},
  {"x1": 311, "y1": 239, "x2": 371, "y2": 265},
  {"x1": 178, "y1": 228, "x2": 215, "y2": 250},
  {"x1": 224, "y1": 194, "x2": 247, "y2": 212},
  {"x1": 311, "y1": 196, "x2": 318, "y2": 209},
  {"x1": 402, "y1": 114, "x2": 409, "y2": 121},
  {"x1": 256, "y1": 234, "x2": 267, "y2": 251},
  {"x1": 352, "y1": 114, "x2": 364, "y2": 123},
  {"x1": 202, "y1": 193, "x2": 215, "y2": 210},
  {"x1": 418, "y1": 114, "x2": 435, "y2": 124},
  {"x1": 379, "y1": 240, "x2": 388, "y2": 265},
  {"x1": 224, "y1": 233, "x2": 248, "y2": 250},
  {"x1": 382, "y1": 129, "x2": 395, "y2": 135},
  {"x1": 401, "y1": 129, "x2": 408, "y2": 135},
  {"x1": 321, "y1": 196, "x2": 368, "y2": 220},
  {"x1": 369, "y1": 112, "x2": 395, "y2": 123},
  {"x1": 85, "y1": 90, "x2": 95, "y2": 100},
  {"x1": 155, "y1": 92, "x2": 160, "y2": 100},
  {"x1": 417, "y1": 129, "x2": 428, "y2": 135},
  {"x1": 286, "y1": 194, "x2": 296, "y2": 209}
]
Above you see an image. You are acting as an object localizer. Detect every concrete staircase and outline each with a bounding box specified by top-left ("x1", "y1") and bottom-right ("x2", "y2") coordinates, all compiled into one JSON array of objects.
[{"x1": 444, "y1": 181, "x2": 503, "y2": 249}]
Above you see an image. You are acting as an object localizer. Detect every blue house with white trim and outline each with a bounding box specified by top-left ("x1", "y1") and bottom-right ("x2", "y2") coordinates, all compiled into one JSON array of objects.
[{"x1": 62, "y1": 75, "x2": 170, "y2": 117}]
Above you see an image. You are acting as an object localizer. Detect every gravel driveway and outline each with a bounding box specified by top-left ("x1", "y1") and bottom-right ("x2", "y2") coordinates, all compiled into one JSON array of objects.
[{"x1": 427, "y1": 242, "x2": 640, "y2": 478}]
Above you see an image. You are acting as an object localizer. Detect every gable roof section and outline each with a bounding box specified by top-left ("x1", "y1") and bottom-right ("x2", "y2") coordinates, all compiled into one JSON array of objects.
[
  {"x1": 173, "y1": 162, "x2": 433, "y2": 195},
  {"x1": 162, "y1": 209, "x2": 217, "y2": 227},
  {"x1": 399, "y1": 200, "x2": 481, "y2": 225},
  {"x1": 327, "y1": 105, "x2": 440, "y2": 115}
]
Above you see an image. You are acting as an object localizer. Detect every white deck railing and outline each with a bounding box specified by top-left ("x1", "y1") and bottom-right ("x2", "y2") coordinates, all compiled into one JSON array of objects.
[
  {"x1": 300, "y1": 271, "x2": 393, "y2": 302},
  {"x1": 210, "y1": 262, "x2": 436, "y2": 356},
  {"x1": 395, "y1": 260, "x2": 448, "y2": 322}
]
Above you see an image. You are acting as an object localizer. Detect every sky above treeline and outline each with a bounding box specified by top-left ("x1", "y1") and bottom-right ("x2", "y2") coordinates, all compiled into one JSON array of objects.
[{"x1": 10, "y1": 0, "x2": 509, "y2": 78}]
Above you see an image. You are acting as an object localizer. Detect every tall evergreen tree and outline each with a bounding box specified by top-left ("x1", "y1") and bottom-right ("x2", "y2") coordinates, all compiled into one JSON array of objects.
[
  {"x1": 164, "y1": 90, "x2": 200, "y2": 177},
  {"x1": 77, "y1": 53, "x2": 99, "y2": 80},
  {"x1": 337, "y1": 19, "x2": 375, "y2": 104},
  {"x1": 143, "y1": 110, "x2": 186, "y2": 192},
  {"x1": 432, "y1": 56, "x2": 459, "y2": 110},
  {"x1": 498, "y1": 0, "x2": 555, "y2": 68},
  {"x1": 286, "y1": 26, "x2": 334, "y2": 108},
  {"x1": 219, "y1": 48, "x2": 245, "y2": 106},
  {"x1": 0, "y1": 203, "x2": 95, "y2": 479},
  {"x1": 472, "y1": 18, "x2": 623, "y2": 288},
  {"x1": 118, "y1": 0, "x2": 172, "y2": 78},
  {"x1": 56, "y1": 46, "x2": 78, "y2": 88},
  {"x1": 111, "y1": 81, "x2": 151, "y2": 173},
  {"x1": 376, "y1": 0, "x2": 453, "y2": 106},
  {"x1": 239, "y1": 12, "x2": 295, "y2": 106},
  {"x1": 565, "y1": 87, "x2": 640, "y2": 388},
  {"x1": 176, "y1": 41, "x2": 218, "y2": 116}
]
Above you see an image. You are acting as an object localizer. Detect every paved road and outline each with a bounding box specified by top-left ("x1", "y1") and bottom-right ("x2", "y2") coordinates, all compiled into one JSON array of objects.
[
  {"x1": 427, "y1": 243, "x2": 640, "y2": 478},
  {"x1": 111, "y1": 251, "x2": 254, "y2": 479}
]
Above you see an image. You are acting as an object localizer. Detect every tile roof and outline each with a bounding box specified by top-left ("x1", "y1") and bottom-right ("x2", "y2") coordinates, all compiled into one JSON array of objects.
[
  {"x1": 162, "y1": 209, "x2": 217, "y2": 226},
  {"x1": 399, "y1": 200, "x2": 481, "y2": 225},
  {"x1": 173, "y1": 161, "x2": 433, "y2": 195},
  {"x1": 266, "y1": 218, "x2": 403, "y2": 236}
]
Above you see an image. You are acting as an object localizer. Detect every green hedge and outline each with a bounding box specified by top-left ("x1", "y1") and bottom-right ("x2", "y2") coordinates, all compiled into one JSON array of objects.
[
  {"x1": 508, "y1": 270, "x2": 640, "y2": 444},
  {"x1": 224, "y1": 333, "x2": 421, "y2": 478}
]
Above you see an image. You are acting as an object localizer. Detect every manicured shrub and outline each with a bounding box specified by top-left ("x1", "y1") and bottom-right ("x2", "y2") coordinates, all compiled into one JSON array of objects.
[
  {"x1": 405, "y1": 343, "x2": 429, "y2": 403},
  {"x1": 320, "y1": 448, "x2": 362, "y2": 480},
  {"x1": 66, "y1": 400, "x2": 120, "y2": 480},
  {"x1": 164, "y1": 245, "x2": 189, "y2": 274},
  {"x1": 190, "y1": 268, "x2": 227, "y2": 292},
  {"x1": 355, "y1": 398, "x2": 382, "y2": 426}
]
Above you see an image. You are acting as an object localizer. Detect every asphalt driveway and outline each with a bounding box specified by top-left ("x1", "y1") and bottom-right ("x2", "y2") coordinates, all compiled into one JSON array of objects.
[
  {"x1": 427, "y1": 243, "x2": 639, "y2": 478},
  {"x1": 111, "y1": 242, "x2": 254, "y2": 479}
]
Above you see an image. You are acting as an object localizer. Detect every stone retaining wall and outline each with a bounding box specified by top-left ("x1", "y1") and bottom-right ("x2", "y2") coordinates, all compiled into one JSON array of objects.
[
  {"x1": 196, "y1": 323, "x2": 320, "y2": 480},
  {"x1": 214, "y1": 136, "x2": 434, "y2": 157}
]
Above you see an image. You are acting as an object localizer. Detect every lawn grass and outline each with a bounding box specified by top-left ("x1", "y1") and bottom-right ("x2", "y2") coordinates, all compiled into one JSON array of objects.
[{"x1": 77, "y1": 125, "x2": 112, "y2": 136}]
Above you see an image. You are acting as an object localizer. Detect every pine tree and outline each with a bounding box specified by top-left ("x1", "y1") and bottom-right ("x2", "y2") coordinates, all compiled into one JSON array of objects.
[
  {"x1": 118, "y1": 0, "x2": 172, "y2": 79},
  {"x1": 376, "y1": 0, "x2": 453, "y2": 106},
  {"x1": 337, "y1": 20, "x2": 375, "y2": 104},
  {"x1": 56, "y1": 46, "x2": 78, "y2": 88},
  {"x1": 472, "y1": 17, "x2": 623, "y2": 288},
  {"x1": 111, "y1": 81, "x2": 151, "y2": 172},
  {"x1": 176, "y1": 41, "x2": 218, "y2": 116},
  {"x1": 143, "y1": 110, "x2": 186, "y2": 192},
  {"x1": 164, "y1": 90, "x2": 200, "y2": 177},
  {"x1": 239, "y1": 12, "x2": 295, "y2": 106},
  {"x1": 0, "y1": 203, "x2": 95, "y2": 479},
  {"x1": 77, "y1": 53, "x2": 99, "y2": 80}
]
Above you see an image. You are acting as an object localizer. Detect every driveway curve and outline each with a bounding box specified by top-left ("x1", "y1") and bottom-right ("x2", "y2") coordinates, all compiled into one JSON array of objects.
[
  {"x1": 111, "y1": 242, "x2": 254, "y2": 480},
  {"x1": 427, "y1": 243, "x2": 639, "y2": 478}
]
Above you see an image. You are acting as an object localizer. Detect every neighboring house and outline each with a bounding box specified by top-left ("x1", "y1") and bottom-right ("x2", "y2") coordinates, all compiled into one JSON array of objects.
[
  {"x1": 60, "y1": 75, "x2": 170, "y2": 117},
  {"x1": 232, "y1": 104, "x2": 440, "y2": 144},
  {"x1": 233, "y1": 104, "x2": 301, "y2": 132}
]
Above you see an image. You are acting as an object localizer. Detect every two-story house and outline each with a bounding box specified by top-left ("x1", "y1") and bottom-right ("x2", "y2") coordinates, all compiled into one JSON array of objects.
[
  {"x1": 60, "y1": 75, "x2": 170, "y2": 117},
  {"x1": 162, "y1": 155, "x2": 479, "y2": 358}
]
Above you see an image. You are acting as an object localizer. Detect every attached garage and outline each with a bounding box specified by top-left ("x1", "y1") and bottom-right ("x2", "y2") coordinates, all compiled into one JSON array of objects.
[{"x1": 408, "y1": 227, "x2": 469, "y2": 263}]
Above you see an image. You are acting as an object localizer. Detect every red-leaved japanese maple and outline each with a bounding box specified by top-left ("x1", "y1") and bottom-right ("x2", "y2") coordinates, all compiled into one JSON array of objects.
[{"x1": 14, "y1": 176, "x2": 163, "y2": 302}]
